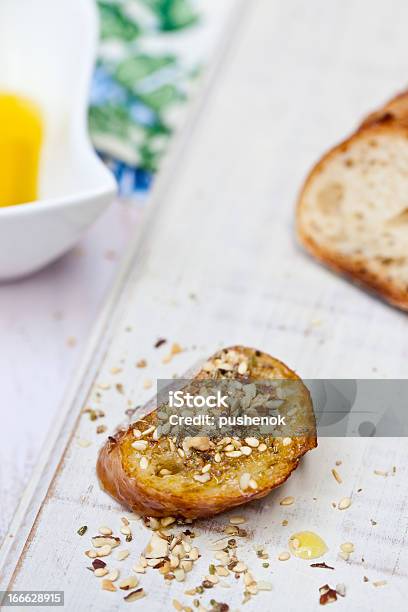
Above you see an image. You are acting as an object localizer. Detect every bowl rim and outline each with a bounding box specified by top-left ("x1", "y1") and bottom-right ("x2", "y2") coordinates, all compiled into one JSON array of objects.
[{"x1": 0, "y1": 181, "x2": 117, "y2": 218}]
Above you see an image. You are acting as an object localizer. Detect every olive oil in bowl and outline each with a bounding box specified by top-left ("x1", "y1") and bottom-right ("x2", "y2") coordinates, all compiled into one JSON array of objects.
[{"x1": 0, "y1": 93, "x2": 43, "y2": 207}]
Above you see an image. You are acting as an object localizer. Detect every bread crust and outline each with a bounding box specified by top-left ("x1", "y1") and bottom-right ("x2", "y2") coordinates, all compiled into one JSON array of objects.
[
  {"x1": 296, "y1": 122, "x2": 408, "y2": 311},
  {"x1": 359, "y1": 89, "x2": 408, "y2": 131},
  {"x1": 97, "y1": 346, "x2": 317, "y2": 519}
]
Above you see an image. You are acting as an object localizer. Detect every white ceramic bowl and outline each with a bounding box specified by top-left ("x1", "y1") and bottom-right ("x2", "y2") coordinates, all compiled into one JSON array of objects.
[{"x1": 0, "y1": 0, "x2": 116, "y2": 280}]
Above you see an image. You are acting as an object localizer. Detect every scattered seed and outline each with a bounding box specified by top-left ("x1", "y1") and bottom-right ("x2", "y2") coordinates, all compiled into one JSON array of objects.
[
  {"x1": 374, "y1": 470, "x2": 388, "y2": 477},
  {"x1": 140, "y1": 457, "x2": 149, "y2": 470},
  {"x1": 143, "y1": 379, "x2": 152, "y2": 389},
  {"x1": 136, "y1": 359, "x2": 147, "y2": 368},
  {"x1": 338, "y1": 497, "x2": 352, "y2": 510},
  {"x1": 132, "y1": 440, "x2": 148, "y2": 451},
  {"x1": 115, "y1": 549, "x2": 130, "y2": 561},
  {"x1": 258, "y1": 443, "x2": 267, "y2": 452},
  {"x1": 278, "y1": 552, "x2": 290, "y2": 561},
  {"x1": 92, "y1": 559, "x2": 106, "y2": 570},
  {"x1": 373, "y1": 580, "x2": 387, "y2": 587},
  {"x1": 102, "y1": 580, "x2": 117, "y2": 592},
  {"x1": 119, "y1": 576, "x2": 138, "y2": 590},
  {"x1": 99, "y1": 526, "x2": 112, "y2": 536},
  {"x1": 120, "y1": 526, "x2": 131, "y2": 536},
  {"x1": 245, "y1": 437, "x2": 259, "y2": 448},
  {"x1": 124, "y1": 588, "x2": 146, "y2": 602},
  {"x1": 229, "y1": 516, "x2": 246, "y2": 525},
  {"x1": 319, "y1": 584, "x2": 337, "y2": 605},
  {"x1": 280, "y1": 496, "x2": 295, "y2": 506},
  {"x1": 92, "y1": 536, "x2": 120, "y2": 549},
  {"x1": 85, "y1": 549, "x2": 98, "y2": 559},
  {"x1": 77, "y1": 525, "x2": 87, "y2": 536},
  {"x1": 239, "y1": 473, "x2": 251, "y2": 491},
  {"x1": 174, "y1": 568, "x2": 186, "y2": 582},
  {"x1": 331, "y1": 469, "x2": 342, "y2": 484}
]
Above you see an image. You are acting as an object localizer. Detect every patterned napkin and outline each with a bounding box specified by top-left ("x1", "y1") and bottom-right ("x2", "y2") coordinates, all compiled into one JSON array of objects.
[{"x1": 90, "y1": 0, "x2": 231, "y2": 196}]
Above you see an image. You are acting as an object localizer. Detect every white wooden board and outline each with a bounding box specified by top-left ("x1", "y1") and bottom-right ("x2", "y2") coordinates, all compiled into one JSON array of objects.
[{"x1": 1, "y1": 1, "x2": 408, "y2": 610}]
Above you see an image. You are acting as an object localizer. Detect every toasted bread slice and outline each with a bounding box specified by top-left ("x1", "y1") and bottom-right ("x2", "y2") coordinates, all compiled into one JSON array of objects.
[
  {"x1": 297, "y1": 122, "x2": 408, "y2": 310},
  {"x1": 359, "y1": 89, "x2": 408, "y2": 130},
  {"x1": 97, "y1": 346, "x2": 316, "y2": 519}
]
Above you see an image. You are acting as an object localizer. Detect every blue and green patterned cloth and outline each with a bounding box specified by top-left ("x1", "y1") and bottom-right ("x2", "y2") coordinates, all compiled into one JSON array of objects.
[{"x1": 90, "y1": 0, "x2": 207, "y2": 196}]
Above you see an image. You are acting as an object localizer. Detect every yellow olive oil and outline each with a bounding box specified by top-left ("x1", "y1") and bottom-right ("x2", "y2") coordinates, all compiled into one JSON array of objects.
[
  {"x1": 289, "y1": 531, "x2": 328, "y2": 560},
  {"x1": 0, "y1": 93, "x2": 43, "y2": 207}
]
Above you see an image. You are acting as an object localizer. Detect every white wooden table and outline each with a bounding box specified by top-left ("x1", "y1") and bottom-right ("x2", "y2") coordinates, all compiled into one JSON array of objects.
[
  {"x1": 0, "y1": 200, "x2": 144, "y2": 539},
  {"x1": 1, "y1": 1, "x2": 408, "y2": 610}
]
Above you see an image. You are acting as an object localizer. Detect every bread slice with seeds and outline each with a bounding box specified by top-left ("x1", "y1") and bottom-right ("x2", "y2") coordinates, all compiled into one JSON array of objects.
[
  {"x1": 97, "y1": 346, "x2": 316, "y2": 519},
  {"x1": 297, "y1": 121, "x2": 408, "y2": 310}
]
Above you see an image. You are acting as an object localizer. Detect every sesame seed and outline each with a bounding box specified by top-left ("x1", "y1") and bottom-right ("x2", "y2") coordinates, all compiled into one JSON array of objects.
[
  {"x1": 340, "y1": 542, "x2": 354, "y2": 553},
  {"x1": 120, "y1": 526, "x2": 131, "y2": 536},
  {"x1": 115, "y1": 549, "x2": 130, "y2": 561},
  {"x1": 232, "y1": 562, "x2": 247, "y2": 572},
  {"x1": 229, "y1": 516, "x2": 246, "y2": 525},
  {"x1": 258, "y1": 443, "x2": 267, "y2": 452},
  {"x1": 240, "y1": 446, "x2": 252, "y2": 456},
  {"x1": 282, "y1": 437, "x2": 292, "y2": 446},
  {"x1": 245, "y1": 437, "x2": 260, "y2": 448},
  {"x1": 202, "y1": 464, "x2": 211, "y2": 474},
  {"x1": 139, "y1": 457, "x2": 149, "y2": 470},
  {"x1": 98, "y1": 526, "x2": 112, "y2": 536},
  {"x1": 239, "y1": 473, "x2": 251, "y2": 491},
  {"x1": 331, "y1": 468, "x2": 342, "y2": 484},
  {"x1": 193, "y1": 473, "x2": 211, "y2": 483},
  {"x1": 338, "y1": 497, "x2": 352, "y2": 510},
  {"x1": 280, "y1": 496, "x2": 295, "y2": 506},
  {"x1": 373, "y1": 580, "x2": 387, "y2": 587},
  {"x1": 225, "y1": 451, "x2": 242, "y2": 458},
  {"x1": 278, "y1": 552, "x2": 291, "y2": 561},
  {"x1": 101, "y1": 579, "x2": 117, "y2": 592},
  {"x1": 118, "y1": 576, "x2": 138, "y2": 590},
  {"x1": 132, "y1": 440, "x2": 148, "y2": 451},
  {"x1": 161, "y1": 516, "x2": 176, "y2": 527},
  {"x1": 141, "y1": 426, "x2": 155, "y2": 437}
]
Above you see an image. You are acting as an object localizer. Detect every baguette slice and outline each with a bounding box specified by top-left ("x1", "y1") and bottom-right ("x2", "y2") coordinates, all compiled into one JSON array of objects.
[
  {"x1": 97, "y1": 346, "x2": 316, "y2": 519},
  {"x1": 359, "y1": 89, "x2": 408, "y2": 130},
  {"x1": 297, "y1": 122, "x2": 408, "y2": 310}
]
